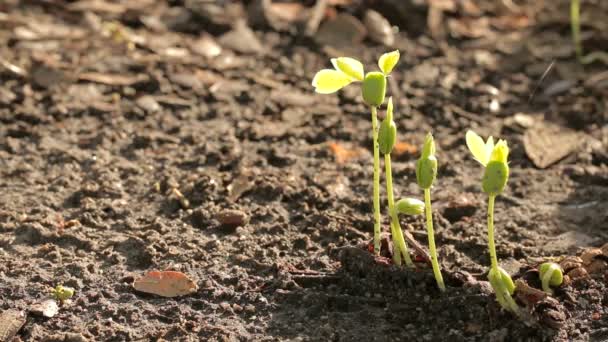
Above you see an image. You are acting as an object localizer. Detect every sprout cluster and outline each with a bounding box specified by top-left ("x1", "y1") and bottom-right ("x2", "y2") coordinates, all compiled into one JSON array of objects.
[{"x1": 311, "y1": 52, "x2": 563, "y2": 315}]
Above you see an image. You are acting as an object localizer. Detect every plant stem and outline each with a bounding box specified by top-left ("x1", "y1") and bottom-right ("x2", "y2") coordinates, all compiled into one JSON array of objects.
[
  {"x1": 385, "y1": 153, "x2": 413, "y2": 266},
  {"x1": 371, "y1": 106, "x2": 381, "y2": 255},
  {"x1": 424, "y1": 188, "x2": 445, "y2": 291},
  {"x1": 571, "y1": 0, "x2": 582, "y2": 62},
  {"x1": 487, "y1": 195, "x2": 498, "y2": 270},
  {"x1": 541, "y1": 268, "x2": 554, "y2": 294}
]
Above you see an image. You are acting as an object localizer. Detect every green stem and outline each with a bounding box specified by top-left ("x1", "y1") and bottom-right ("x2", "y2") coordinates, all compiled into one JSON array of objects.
[
  {"x1": 487, "y1": 195, "x2": 498, "y2": 270},
  {"x1": 424, "y1": 188, "x2": 445, "y2": 291},
  {"x1": 571, "y1": 0, "x2": 582, "y2": 62},
  {"x1": 541, "y1": 268, "x2": 554, "y2": 294},
  {"x1": 385, "y1": 153, "x2": 413, "y2": 267},
  {"x1": 390, "y1": 221, "x2": 402, "y2": 265},
  {"x1": 371, "y1": 106, "x2": 381, "y2": 255}
]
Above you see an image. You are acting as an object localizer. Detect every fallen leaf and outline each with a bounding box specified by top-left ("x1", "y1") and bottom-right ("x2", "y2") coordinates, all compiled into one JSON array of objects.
[
  {"x1": 0, "y1": 310, "x2": 26, "y2": 342},
  {"x1": 134, "y1": 271, "x2": 198, "y2": 297},
  {"x1": 327, "y1": 141, "x2": 366, "y2": 164},
  {"x1": 392, "y1": 141, "x2": 418, "y2": 156},
  {"x1": 523, "y1": 122, "x2": 583, "y2": 168}
]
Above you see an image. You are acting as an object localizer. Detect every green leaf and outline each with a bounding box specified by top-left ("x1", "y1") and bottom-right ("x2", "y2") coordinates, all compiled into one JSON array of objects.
[
  {"x1": 421, "y1": 132, "x2": 436, "y2": 159},
  {"x1": 331, "y1": 57, "x2": 364, "y2": 81},
  {"x1": 490, "y1": 140, "x2": 509, "y2": 164},
  {"x1": 466, "y1": 130, "x2": 493, "y2": 166},
  {"x1": 378, "y1": 50, "x2": 400, "y2": 75},
  {"x1": 311, "y1": 69, "x2": 354, "y2": 94}
]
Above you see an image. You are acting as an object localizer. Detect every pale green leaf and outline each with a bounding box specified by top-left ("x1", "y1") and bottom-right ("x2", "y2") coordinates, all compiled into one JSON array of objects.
[
  {"x1": 378, "y1": 50, "x2": 400, "y2": 75},
  {"x1": 331, "y1": 57, "x2": 364, "y2": 81},
  {"x1": 466, "y1": 130, "x2": 492, "y2": 166},
  {"x1": 311, "y1": 69, "x2": 353, "y2": 94}
]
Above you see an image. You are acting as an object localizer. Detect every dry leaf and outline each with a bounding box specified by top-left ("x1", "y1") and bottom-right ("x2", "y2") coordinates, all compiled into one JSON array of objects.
[
  {"x1": 523, "y1": 122, "x2": 583, "y2": 168},
  {"x1": 0, "y1": 309, "x2": 26, "y2": 342},
  {"x1": 328, "y1": 141, "x2": 366, "y2": 164},
  {"x1": 134, "y1": 271, "x2": 198, "y2": 298},
  {"x1": 393, "y1": 142, "x2": 418, "y2": 156}
]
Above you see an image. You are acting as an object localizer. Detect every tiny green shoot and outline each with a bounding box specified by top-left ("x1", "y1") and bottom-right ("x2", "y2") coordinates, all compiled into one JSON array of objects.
[
  {"x1": 571, "y1": 0, "x2": 582, "y2": 62},
  {"x1": 312, "y1": 51, "x2": 400, "y2": 255},
  {"x1": 539, "y1": 262, "x2": 563, "y2": 294},
  {"x1": 378, "y1": 97, "x2": 413, "y2": 266},
  {"x1": 51, "y1": 285, "x2": 75, "y2": 304},
  {"x1": 569, "y1": 0, "x2": 608, "y2": 64},
  {"x1": 416, "y1": 133, "x2": 445, "y2": 291},
  {"x1": 466, "y1": 130, "x2": 519, "y2": 314}
]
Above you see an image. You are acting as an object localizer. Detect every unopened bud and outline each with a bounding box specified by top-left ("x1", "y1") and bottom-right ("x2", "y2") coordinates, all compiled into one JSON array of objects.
[
  {"x1": 362, "y1": 72, "x2": 386, "y2": 107},
  {"x1": 482, "y1": 160, "x2": 509, "y2": 195},
  {"x1": 378, "y1": 119, "x2": 396, "y2": 155},
  {"x1": 395, "y1": 198, "x2": 425, "y2": 216}
]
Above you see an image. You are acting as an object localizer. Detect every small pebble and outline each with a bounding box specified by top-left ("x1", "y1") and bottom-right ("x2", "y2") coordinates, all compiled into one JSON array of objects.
[{"x1": 216, "y1": 209, "x2": 249, "y2": 228}]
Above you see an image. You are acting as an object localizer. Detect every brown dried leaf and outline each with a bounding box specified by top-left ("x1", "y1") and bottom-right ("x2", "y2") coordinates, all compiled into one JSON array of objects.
[
  {"x1": 581, "y1": 248, "x2": 603, "y2": 265},
  {"x1": 134, "y1": 271, "x2": 198, "y2": 298},
  {"x1": 524, "y1": 122, "x2": 583, "y2": 168},
  {"x1": 0, "y1": 310, "x2": 26, "y2": 342},
  {"x1": 392, "y1": 142, "x2": 418, "y2": 157},
  {"x1": 327, "y1": 141, "x2": 366, "y2": 164}
]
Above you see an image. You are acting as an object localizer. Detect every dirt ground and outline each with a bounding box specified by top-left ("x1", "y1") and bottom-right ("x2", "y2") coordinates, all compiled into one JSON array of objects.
[{"x1": 1, "y1": 0, "x2": 607, "y2": 341}]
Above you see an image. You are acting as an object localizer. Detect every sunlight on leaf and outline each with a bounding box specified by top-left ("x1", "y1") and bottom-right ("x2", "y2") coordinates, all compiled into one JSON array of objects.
[
  {"x1": 378, "y1": 50, "x2": 400, "y2": 75},
  {"x1": 311, "y1": 69, "x2": 353, "y2": 94},
  {"x1": 466, "y1": 130, "x2": 493, "y2": 166},
  {"x1": 331, "y1": 57, "x2": 364, "y2": 81}
]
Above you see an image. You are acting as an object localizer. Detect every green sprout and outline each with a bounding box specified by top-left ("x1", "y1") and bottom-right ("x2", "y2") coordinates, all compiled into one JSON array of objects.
[
  {"x1": 415, "y1": 133, "x2": 445, "y2": 291},
  {"x1": 378, "y1": 97, "x2": 413, "y2": 266},
  {"x1": 539, "y1": 262, "x2": 563, "y2": 294},
  {"x1": 466, "y1": 130, "x2": 519, "y2": 314},
  {"x1": 570, "y1": 0, "x2": 582, "y2": 62},
  {"x1": 312, "y1": 50, "x2": 400, "y2": 255},
  {"x1": 570, "y1": 0, "x2": 608, "y2": 64},
  {"x1": 51, "y1": 285, "x2": 75, "y2": 304}
]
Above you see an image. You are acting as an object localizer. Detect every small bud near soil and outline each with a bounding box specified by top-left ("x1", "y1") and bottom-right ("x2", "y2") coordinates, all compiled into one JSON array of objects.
[{"x1": 362, "y1": 72, "x2": 386, "y2": 107}]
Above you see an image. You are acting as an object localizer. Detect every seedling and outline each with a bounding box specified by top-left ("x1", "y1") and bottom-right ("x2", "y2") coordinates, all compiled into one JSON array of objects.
[
  {"x1": 466, "y1": 130, "x2": 519, "y2": 314},
  {"x1": 539, "y1": 262, "x2": 563, "y2": 294},
  {"x1": 312, "y1": 50, "x2": 400, "y2": 255},
  {"x1": 415, "y1": 133, "x2": 445, "y2": 291},
  {"x1": 570, "y1": 0, "x2": 582, "y2": 62},
  {"x1": 51, "y1": 285, "x2": 75, "y2": 304},
  {"x1": 378, "y1": 97, "x2": 413, "y2": 266},
  {"x1": 569, "y1": 0, "x2": 608, "y2": 64}
]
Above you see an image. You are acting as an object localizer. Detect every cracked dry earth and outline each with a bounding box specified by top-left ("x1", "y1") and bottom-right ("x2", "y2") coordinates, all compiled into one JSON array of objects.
[{"x1": 1, "y1": 0, "x2": 608, "y2": 341}]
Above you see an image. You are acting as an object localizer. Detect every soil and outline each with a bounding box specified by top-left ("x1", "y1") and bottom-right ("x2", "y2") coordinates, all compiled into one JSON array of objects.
[{"x1": 1, "y1": 0, "x2": 608, "y2": 341}]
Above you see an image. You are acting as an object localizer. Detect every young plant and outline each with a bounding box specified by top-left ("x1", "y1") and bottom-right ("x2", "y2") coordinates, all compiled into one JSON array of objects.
[
  {"x1": 51, "y1": 285, "x2": 75, "y2": 304},
  {"x1": 312, "y1": 51, "x2": 400, "y2": 255},
  {"x1": 539, "y1": 262, "x2": 563, "y2": 294},
  {"x1": 466, "y1": 130, "x2": 519, "y2": 314},
  {"x1": 378, "y1": 97, "x2": 413, "y2": 266},
  {"x1": 415, "y1": 133, "x2": 445, "y2": 291},
  {"x1": 570, "y1": 0, "x2": 582, "y2": 62},
  {"x1": 569, "y1": 0, "x2": 608, "y2": 64}
]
